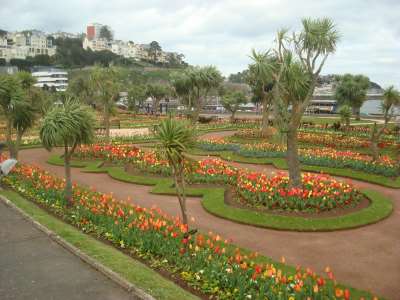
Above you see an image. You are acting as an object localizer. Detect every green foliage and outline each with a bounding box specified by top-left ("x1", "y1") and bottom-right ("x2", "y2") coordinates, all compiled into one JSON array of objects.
[
  {"x1": 53, "y1": 38, "x2": 122, "y2": 68},
  {"x1": 156, "y1": 118, "x2": 195, "y2": 165},
  {"x1": 39, "y1": 98, "x2": 95, "y2": 150},
  {"x1": 221, "y1": 91, "x2": 247, "y2": 120},
  {"x1": 338, "y1": 105, "x2": 352, "y2": 127},
  {"x1": 334, "y1": 74, "x2": 370, "y2": 111},
  {"x1": 127, "y1": 84, "x2": 147, "y2": 111},
  {"x1": 99, "y1": 26, "x2": 113, "y2": 41}
]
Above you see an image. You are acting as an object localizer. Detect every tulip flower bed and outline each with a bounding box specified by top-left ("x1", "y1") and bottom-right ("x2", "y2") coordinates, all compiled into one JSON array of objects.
[
  {"x1": 197, "y1": 139, "x2": 399, "y2": 177},
  {"x1": 234, "y1": 129, "x2": 397, "y2": 149},
  {"x1": 191, "y1": 159, "x2": 362, "y2": 212},
  {"x1": 74, "y1": 145, "x2": 362, "y2": 212},
  {"x1": 1, "y1": 161, "x2": 372, "y2": 300}
]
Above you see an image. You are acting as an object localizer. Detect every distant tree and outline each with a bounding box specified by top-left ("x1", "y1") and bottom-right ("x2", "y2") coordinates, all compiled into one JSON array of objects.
[
  {"x1": 228, "y1": 70, "x2": 249, "y2": 84},
  {"x1": 0, "y1": 58, "x2": 6, "y2": 66},
  {"x1": 40, "y1": 98, "x2": 95, "y2": 206},
  {"x1": 28, "y1": 54, "x2": 52, "y2": 66},
  {"x1": 155, "y1": 118, "x2": 195, "y2": 225},
  {"x1": 127, "y1": 84, "x2": 147, "y2": 113},
  {"x1": 67, "y1": 76, "x2": 94, "y2": 105},
  {"x1": 10, "y1": 59, "x2": 33, "y2": 71},
  {"x1": 370, "y1": 86, "x2": 400, "y2": 161},
  {"x1": 148, "y1": 41, "x2": 162, "y2": 63},
  {"x1": 0, "y1": 72, "x2": 49, "y2": 159},
  {"x1": 338, "y1": 104, "x2": 352, "y2": 130},
  {"x1": 170, "y1": 71, "x2": 194, "y2": 114},
  {"x1": 89, "y1": 66, "x2": 121, "y2": 141},
  {"x1": 248, "y1": 51, "x2": 277, "y2": 137},
  {"x1": 221, "y1": 91, "x2": 247, "y2": 122},
  {"x1": 334, "y1": 74, "x2": 370, "y2": 120},
  {"x1": 99, "y1": 26, "x2": 113, "y2": 41},
  {"x1": 186, "y1": 66, "x2": 223, "y2": 122},
  {"x1": 146, "y1": 83, "x2": 170, "y2": 114},
  {"x1": 0, "y1": 29, "x2": 7, "y2": 37}
]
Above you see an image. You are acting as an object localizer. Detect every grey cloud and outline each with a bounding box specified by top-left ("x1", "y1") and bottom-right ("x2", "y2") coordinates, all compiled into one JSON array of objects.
[{"x1": 0, "y1": 0, "x2": 399, "y2": 87}]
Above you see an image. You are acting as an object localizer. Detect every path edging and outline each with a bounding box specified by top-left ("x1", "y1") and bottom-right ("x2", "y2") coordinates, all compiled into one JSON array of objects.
[{"x1": 0, "y1": 193, "x2": 156, "y2": 300}]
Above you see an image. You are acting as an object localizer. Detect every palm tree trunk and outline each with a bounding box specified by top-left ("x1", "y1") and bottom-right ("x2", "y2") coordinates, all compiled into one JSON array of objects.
[
  {"x1": 104, "y1": 107, "x2": 110, "y2": 143},
  {"x1": 173, "y1": 166, "x2": 188, "y2": 224},
  {"x1": 353, "y1": 106, "x2": 361, "y2": 121},
  {"x1": 5, "y1": 119, "x2": 17, "y2": 159},
  {"x1": 64, "y1": 146, "x2": 73, "y2": 207},
  {"x1": 230, "y1": 111, "x2": 236, "y2": 123},
  {"x1": 286, "y1": 127, "x2": 301, "y2": 188},
  {"x1": 261, "y1": 97, "x2": 270, "y2": 137},
  {"x1": 179, "y1": 166, "x2": 188, "y2": 225}
]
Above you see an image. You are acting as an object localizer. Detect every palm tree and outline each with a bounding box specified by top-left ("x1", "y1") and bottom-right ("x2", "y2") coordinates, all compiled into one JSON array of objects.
[
  {"x1": 338, "y1": 104, "x2": 352, "y2": 130},
  {"x1": 89, "y1": 66, "x2": 121, "y2": 142},
  {"x1": 221, "y1": 91, "x2": 248, "y2": 123},
  {"x1": 170, "y1": 71, "x2": 194, "y2": 118},
  {"x1": 271, "y1": 18, "x2": 339, "y2": 187},
  {"x1": 0, "y1": 73, "x2": 33, "y2": 159},
  {"x1": 146, "y1": 83, "x2": 170, "y2": 115},
  {"x1": 248, "y1": 50, "x2": 276, "y2": 137},
  {"x1": 40, "y1": 98, "x2": 95, "y2": 206},
  {"x1": 155, "y1": 118, "x2": 195, "y2": 224},
  {"x1": 334, "y1": 74, "x2": 370, "y2": 120},
  {"x1": 370, "y1": 86, "x2": 400, "y2": 161},
  {"x1": 186, "y1": 66, "x2": 223, "y2": 122}
]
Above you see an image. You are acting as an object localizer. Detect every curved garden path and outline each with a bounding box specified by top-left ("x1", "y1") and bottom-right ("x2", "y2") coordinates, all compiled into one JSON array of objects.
[{"x1": 19, "y1": 132, "x2": 399, "y2": 299}]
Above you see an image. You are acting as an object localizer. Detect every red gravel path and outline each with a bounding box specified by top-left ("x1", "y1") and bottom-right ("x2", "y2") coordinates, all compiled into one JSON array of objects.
[{"x1": 19, "y1": 140, "x2": 399, "y2": 299}]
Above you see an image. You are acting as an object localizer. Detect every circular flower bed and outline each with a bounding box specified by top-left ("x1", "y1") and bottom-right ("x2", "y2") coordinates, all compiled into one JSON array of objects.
[{"x1": 192, "y1": 158, "x2": 362, "y2": 212}]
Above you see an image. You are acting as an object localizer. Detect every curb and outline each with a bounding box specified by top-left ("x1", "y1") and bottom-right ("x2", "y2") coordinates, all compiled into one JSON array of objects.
[{"x1": 0, "y1": 194, "x2": 156, "y2": 300}]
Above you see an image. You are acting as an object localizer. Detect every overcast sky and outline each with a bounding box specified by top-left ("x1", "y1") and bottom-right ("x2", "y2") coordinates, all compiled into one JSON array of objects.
[{"x1": 1, "y1": 0, "x2": 399, "y2": 87}]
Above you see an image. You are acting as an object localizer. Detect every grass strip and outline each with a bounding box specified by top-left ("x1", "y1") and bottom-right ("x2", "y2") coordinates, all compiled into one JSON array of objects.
[{"x1": 0, "y1": 189, "x2": 199, "y2": 300}]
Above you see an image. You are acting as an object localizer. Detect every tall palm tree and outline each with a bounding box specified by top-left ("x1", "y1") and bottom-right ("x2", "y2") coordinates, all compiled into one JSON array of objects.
[
  {"x1": 155, "y1": 118, "x2": 195, "y2": 224},
  {"x1": 271, "y1": 18, "x2": 339, "y2": 187},
  {"x1": 248, "y1": 50, "x2": 276, "y2": 137},
  {"x1": 89, "y1": 65, "x2": 121, "y2": 142},
  {"x1": 40, "y1": 98, "x2": 95, "y2": 206}
]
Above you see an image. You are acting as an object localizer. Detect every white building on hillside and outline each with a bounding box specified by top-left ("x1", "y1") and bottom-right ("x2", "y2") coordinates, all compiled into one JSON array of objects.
[
  {"x1": 32, "y1": 68, "x2": 68, "y2": 92},
  {"x1": 0, "y1": 30, "x2": 56, "y2": 61}
]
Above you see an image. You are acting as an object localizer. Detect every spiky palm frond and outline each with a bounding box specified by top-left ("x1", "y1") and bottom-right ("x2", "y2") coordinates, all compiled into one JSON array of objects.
[
  {"x1": 155, "y1": 118, "x2": 195, "y2": 166},
  {"x1": 40, "y1": 98, "x2": 95, "y2": 150}
]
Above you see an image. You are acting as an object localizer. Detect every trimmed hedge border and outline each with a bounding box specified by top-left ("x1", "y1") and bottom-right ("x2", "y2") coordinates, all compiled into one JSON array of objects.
[
  {"x1": 188, "y1": 148, "x2": 400, "y2": 189},
  {"x1": 47, "y1": 155, "x2": 393, "y2": 232}
]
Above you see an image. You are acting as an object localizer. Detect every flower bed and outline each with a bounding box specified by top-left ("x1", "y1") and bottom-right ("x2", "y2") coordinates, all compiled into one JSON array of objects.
[
  {"x1": 197, "y1": 139, "x2": 399, "y2": 177},
  {"x1": 75, "y1": 145, "x2": 362, "y2": 212},
  {"x1": 1, "y1": 161, "x2": 372, "y2": 300},
  {"x1": 234, "y1": 129, "x2": 397, "y2": 148}
]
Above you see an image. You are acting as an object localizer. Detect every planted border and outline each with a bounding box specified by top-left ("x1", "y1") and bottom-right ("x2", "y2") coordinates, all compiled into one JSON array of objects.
[
  {"x1": 47, "y1": 155, "x2": 393, "y2": 232},
  {"x1": 0, "y1": 190, "x2": 199, "y2": 300},
  {"x1": 188, "y1": 149, "x2": 400, "y2": 188}
]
